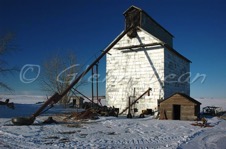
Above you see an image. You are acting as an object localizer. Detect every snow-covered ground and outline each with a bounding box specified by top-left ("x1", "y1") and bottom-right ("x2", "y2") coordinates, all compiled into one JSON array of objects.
[{"x1": 0, "y1": 95, "x2": 226, "y2": 149}]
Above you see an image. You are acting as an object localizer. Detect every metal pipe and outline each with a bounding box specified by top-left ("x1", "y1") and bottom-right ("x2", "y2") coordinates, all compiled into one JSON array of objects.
[
  {"x1": 92, "y1": 67, "x2": 94, "y2": 107},
  {"x1": 31, "y1": 27, "x2": 133, "y2": 118},
  {"x1": 119, "y1": 88, "x2": 152, "y2": 115},
  {"x1": 96, "y1": 63, "x2": 99, "y2": 106},
  {"x1": 60, "y1": 27, "x2": 132, "y2": 98},
  {"x1": 72, "y1": 88, "x2": 92, "y2": 102},
  {"x1": 32, "y1": 93, "x2": 62, "y2": 118}
]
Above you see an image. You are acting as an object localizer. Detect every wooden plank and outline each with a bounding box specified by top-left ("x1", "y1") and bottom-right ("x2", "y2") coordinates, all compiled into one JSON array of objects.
[{"x1": 115, "y1": 42, "x2": 161, "y2": 50}]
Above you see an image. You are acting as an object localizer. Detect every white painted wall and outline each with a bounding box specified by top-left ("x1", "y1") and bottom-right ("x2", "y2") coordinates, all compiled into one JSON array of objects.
[
  {"x1": 106, "y1": 29, "x2": 190, "y2": 115},
  {"x1": 163, "y1": 49, "x2": 190, "y2": 98}
]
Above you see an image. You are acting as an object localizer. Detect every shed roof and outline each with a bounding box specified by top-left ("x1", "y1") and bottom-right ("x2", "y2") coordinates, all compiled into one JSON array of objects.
[{"x1": 160, "y1": 93, "x2": 201, "y2": 105}]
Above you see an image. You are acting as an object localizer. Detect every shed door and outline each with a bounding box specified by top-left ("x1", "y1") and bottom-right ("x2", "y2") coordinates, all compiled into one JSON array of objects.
[{"x1": 173, "y1": 105, "x2": 181, "y2": 120}]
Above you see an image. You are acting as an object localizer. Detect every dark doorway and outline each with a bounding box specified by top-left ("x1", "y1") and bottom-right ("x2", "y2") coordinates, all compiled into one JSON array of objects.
[{"x1": 173, "y1": 105, "x2": 181, "y2": 120}]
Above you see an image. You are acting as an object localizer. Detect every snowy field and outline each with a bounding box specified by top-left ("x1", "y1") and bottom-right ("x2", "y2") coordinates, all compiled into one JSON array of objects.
[{"x1": 0, "y1": 95, "x2": 226, "y2": 149}]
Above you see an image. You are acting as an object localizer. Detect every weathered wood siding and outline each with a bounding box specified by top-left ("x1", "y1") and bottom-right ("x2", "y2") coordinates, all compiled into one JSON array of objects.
[{"x1": 160, "y1": 94, "x2": 200, "y2": 120}]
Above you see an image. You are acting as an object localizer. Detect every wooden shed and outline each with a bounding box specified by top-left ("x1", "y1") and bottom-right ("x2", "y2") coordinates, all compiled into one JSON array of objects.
[
  {"x1": 159, "y1": 93, "x2": 201, "y2": 121},
  {"x1": 70, "y1": 96, "x2": 84, "y2": 108}
]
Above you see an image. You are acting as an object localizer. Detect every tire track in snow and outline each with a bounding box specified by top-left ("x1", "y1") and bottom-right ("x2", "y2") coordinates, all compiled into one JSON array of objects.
[
  {"x1": 179, "y1": 128, "x2": 226, "y2": 148},
  {"x1": 0, "y1": 130, "x2": 35, "y2": 149}
]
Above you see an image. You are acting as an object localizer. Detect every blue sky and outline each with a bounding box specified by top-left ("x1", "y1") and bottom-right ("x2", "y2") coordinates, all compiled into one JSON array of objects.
[{"x1": 0, "y1": 0, "x2": 226, "y2": 99}]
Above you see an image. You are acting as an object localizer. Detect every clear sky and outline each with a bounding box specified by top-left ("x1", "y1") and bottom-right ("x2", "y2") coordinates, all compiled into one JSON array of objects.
[{"x1": 0, "y1": 0, "x2": 226, "y2": 99}]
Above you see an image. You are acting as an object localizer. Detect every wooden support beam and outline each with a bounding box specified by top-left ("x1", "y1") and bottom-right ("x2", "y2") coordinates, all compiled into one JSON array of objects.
[
  {"x1": 119, "y1": 88, "x2": 152, "y2": 115},
  {"x1": 115, "y1": 42, "x2": 162, "y2": 50},
  {"x1": 115, "y1": 42, "x2": 191, "y2": 62}
]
